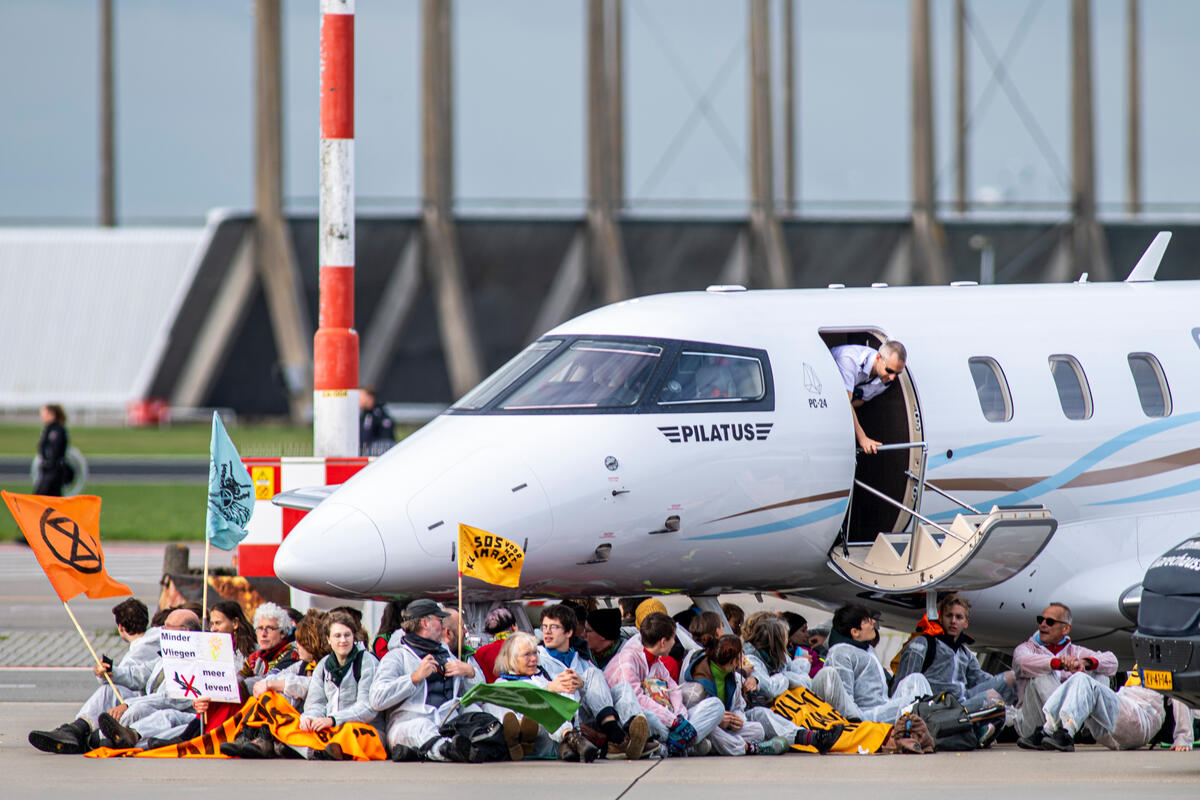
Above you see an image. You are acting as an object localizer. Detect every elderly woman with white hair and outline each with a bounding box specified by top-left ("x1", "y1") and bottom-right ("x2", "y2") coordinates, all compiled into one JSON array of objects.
[
  {"x1": 482, "y1": 632, "x2": 599, "y2": 762},
  {"x1": 239, "y1": 602, "x2": 300, "y2": 695}
]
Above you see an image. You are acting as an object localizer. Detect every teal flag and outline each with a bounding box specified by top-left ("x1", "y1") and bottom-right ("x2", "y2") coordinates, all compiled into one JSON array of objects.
[
  {"x1": 205, "y1": 412, "x2": 254, "y2": 551},
  {"x1": 459, "y1": 681, "x2": 580, "y2": 731}
]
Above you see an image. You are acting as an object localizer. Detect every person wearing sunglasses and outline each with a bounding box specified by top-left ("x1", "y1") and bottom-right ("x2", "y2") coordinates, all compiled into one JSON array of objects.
[
  {"x1": 830, "y1": 340, "x2": 907, "y2": 455},
  {"x1": 1012, "y1": 602, "x2": 1117, "y2": 750}
]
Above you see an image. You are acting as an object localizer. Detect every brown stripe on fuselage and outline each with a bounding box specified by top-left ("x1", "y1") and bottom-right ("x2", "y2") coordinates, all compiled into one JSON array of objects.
[
  {"x1": 712, "y1": 489, "x2": 850, "y2": 522},
  {"x1": 1060, "y1": 447, "x2": 1200, "y2": 488}
]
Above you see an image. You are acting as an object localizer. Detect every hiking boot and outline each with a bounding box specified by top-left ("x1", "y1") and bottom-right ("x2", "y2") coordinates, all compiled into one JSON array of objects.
[
  {"x1": 389, "y1": 744, "x2": 422, "y2": 762},
  {"x1": 623, "y1": 715, "x2": 650, "y2": 761},
  {"x1": 502, "y1": 712, "x2": 525, "y2": 761},
  {"x1": 219, "y1": 727, "x2": 276, "y2": 759},
  {"x1": 1042, "y1": 727, "x2": 1075, "y2": 752},
  {"x1": 435, "y1": 735, "x2": 472, "y2": 763},
  {"x1": 308, "y1": 742, "x2": 347, "y2": 761},
  {"x1": 29, "y1": 719, "x2": 91, "y2": 755},
  {"x1": 98, "y1": 712, "x2": 139, "y2": 750},
  {"x1": 810, "y1": 724, "x2": 844, "y2": 754},
  {"x1": 753, "y1": 735, "x2": 791, "y2": 755},
  {"x1": 1016, "y1": 728, "x2": 1045, "y2": 750},
  {"x1": 562, "y1": 729, "x2": 599, "y2": 763}
]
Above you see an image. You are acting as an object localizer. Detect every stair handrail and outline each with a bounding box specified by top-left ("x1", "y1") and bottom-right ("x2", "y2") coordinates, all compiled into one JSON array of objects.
[{"x1": 904, "y1": 470, "x2": 982, "y2": 515}]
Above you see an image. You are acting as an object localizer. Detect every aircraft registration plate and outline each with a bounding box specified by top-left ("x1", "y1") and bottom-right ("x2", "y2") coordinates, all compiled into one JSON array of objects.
[{"x1": 1143, "y1": 670, "x2": 1173, "y2": 690}]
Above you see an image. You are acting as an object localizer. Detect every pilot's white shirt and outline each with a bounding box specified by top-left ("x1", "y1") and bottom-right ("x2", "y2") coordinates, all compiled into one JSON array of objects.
[{"x1": 831, "y1": 344, "x2": 888, "y2": 403}]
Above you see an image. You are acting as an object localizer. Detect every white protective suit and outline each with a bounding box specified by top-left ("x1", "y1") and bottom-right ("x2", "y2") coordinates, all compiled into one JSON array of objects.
[
  {"x1": 1041, "y1": 672, "x2": 1193, "y2": 750},
  {"x1": 812, "y1": 641, "x2": 932, "y2": 724}
]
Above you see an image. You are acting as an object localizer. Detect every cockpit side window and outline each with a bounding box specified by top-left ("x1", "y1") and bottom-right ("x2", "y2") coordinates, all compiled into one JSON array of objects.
[
  {"x1": 967, "y1": 357, "x2": 1013, "y2": 422},
  {"x1": 658, "y1": 351, "x2": 765, "y2": 404},
  {"x1": 1127, "y1": 352, "x2": 1171, "y2": 418},
  {"x1": 1049, "y1": 354, "x2": 1093, "y2": 420},
  {"x1": 498, "y1": 340, "x2": 662, "y2": 410}
]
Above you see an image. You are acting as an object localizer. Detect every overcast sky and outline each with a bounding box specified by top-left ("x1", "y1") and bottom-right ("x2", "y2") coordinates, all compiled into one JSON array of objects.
[{"x1": 2, "y1": 0, "x2": 1197, "y2": 223}]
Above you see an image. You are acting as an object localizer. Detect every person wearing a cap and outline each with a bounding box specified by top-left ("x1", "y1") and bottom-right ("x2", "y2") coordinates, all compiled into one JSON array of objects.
[
  {"x1": 584, "y1": 609, "x2": 627, "y2": 670},
  {"x1": 368, "y1": 599, "x2": 484, "y2": 762},
  {"x1": 810, "y1": 604, "x2": 932, "y2": 724}
]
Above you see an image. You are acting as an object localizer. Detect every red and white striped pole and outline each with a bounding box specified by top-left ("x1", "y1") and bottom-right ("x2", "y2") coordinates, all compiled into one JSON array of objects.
[{"x1": 315, "y1": 0, "x2": 359, "y2": 457}]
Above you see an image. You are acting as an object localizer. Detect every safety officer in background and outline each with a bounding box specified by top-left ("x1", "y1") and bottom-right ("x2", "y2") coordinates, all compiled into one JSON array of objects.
[{"x1": 359, "y1": 386, "x2": 395, "y2": 456}]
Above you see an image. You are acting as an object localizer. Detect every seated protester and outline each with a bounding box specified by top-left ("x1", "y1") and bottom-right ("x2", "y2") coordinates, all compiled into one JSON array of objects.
[
  {"x1": 207, "y1": 600, "x2": 256, "y2": 664},
  {"x1": 808, "y1": 623, "x2": 830, "y2": 658},
  {"x1": 538, "y1": 604, "x2": 650, "y2": 760},
  {"x1": 780, "y1": 611, "x2": 823, "y2": 679},
  {"x1": 810, "y1": 604, "x2": 932, "y2": 724},
  {"x1": 485, "y1": 632, "x2": 599, "y2": 762},
  {"x1": 633, "y1": 598, "x2": 696, "y2": 682},
  {"x1": 742, "y1": 616, "x2": 811, "y2": 701},
  {"x1": 680, "y1": 612, "x2": 724, "y2": 677},
  {"x1": 105, "y1": 598, "x2": 158, "y2": 698},
  {"x1": 443, "y1": 608, "x2": 474, "y2": 659},
  {"x1": 372, "y1": 600, "x2": 405, "y2": 659},
  {"x1": 893, "y1": 594, "x2": 1015, "y2": 713},
  {"x1": 584, "y1": 608, "x2": 628, "y2": 671},
  {"x1": 1013, "y1": 602, "x2": 1118, "y2": 747},
  {"x1": 368, "y1": 599, "x2": 483, "y2": 763},
  {"x1": 681, "y1": 630, "x2": 783, "y2": 756},
  {"x1": 1034, "y1": 666, "x2": 1195, "y2": 753},
  {"x1": 604, "y1": 611, "x2": 725, "y2": 757},
  {"x1": 618, "y1": 596, "x2": 648, "y2": 632},
  {"x1": 471, "y1": 607, "x2": 518, "y2": 683},
  {"x1": 240, "y1": 602, "x2": 300, "y2": 695},
  {"x1": 31, "y1": 609, "x2": 207, "y2": 753},
  {"x1": 721, "y1": 603, "x2": 746, "y2": 638},
  {"x1": 252, "y1": 610, "x2": 330, "y2": 707}
]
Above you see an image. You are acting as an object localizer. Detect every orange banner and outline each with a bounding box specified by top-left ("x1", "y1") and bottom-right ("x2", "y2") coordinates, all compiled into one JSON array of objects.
[
  {"x1": 85, "y1": 691, "x2": 387, "y2": 761},
  {"x1": 1, "y1": 491, "x2": 130, "y2": 603},
  {"x1": 771, "y1": 686, "x2": 893, "y2": 754}
]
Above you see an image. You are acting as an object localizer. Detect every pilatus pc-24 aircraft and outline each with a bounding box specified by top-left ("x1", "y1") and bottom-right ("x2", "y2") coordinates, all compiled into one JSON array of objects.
[{"x1": 276, "y1": 232, "x2": 1194, "y2": 653}]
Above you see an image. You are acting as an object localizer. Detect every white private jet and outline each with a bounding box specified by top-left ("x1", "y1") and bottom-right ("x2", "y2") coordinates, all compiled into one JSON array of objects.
[{"x1": 275, "y1": 232, "x2": 1194, "y2": 654}]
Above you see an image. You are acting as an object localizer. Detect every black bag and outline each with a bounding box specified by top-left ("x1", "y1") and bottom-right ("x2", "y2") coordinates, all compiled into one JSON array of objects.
[
  {"x1": 912, "y1": 692, "x2": 979, "y2": 751},
  {"x1": 438, "y1": 711, "x2": 509, "y2": 763}
]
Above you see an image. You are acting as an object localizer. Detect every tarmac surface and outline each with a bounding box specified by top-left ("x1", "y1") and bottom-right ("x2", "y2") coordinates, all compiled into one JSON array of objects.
[{"x1": 1, "y1": 542, "x2": 1197, "y2": 797}]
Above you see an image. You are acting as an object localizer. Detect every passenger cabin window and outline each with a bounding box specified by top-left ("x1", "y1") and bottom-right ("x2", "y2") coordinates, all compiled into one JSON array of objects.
[
  {"x1": 967, "y1": 357, "x2": 1013, "y2": 422},
  {"x1": 1127, "y1": 353, "x2": 1172, "y2": 417},
  {"x1": 1048, "y1": 355, "x2": 1093, "y2": 420},
  {"x1": 453, "y1": 339, "x2": 560, "y2": 410},
  {"x1": 498, "y1": 340, "x2": 662, "y2": 409},
  {"x1": 657, "y1": 352, "x2": 765, "y2": 404}
]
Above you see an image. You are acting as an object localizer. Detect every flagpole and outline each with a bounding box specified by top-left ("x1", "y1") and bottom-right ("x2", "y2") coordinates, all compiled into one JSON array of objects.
[
  {"x1": 201, "y1": 539, "x2": 211, "y2": 631},
  {"x1": 457, "y1": 570, "x2": 464, "y2": 662},
  {"x1": 62, "y1": 600, "x2": 124, "y2": 704}
]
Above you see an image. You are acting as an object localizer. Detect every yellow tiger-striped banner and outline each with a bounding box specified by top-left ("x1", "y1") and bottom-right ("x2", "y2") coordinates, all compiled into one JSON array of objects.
[
  {"x1": 85, "y1": 691, "x2": 387, "y2": 761},
  {"x1": 771, "y1": 686, "x2": 893, "y2": 754}
]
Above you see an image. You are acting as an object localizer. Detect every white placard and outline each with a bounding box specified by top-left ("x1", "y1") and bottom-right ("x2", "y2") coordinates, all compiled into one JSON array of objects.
[{"x1": 160, "y1": 630, "x2": 241, "y2": 704}]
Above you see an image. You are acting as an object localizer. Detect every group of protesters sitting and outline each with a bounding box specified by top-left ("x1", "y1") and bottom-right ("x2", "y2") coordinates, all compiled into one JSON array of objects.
[{"x1": 26, "y1": 591, "x2": 1194, "y2": 762}]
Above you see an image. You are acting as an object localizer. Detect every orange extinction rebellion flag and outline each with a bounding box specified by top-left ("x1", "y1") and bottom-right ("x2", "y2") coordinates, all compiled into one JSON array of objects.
[
  {"x1": 458, "y1": 523, "x2": 524, "y2": 588},
  {"x1": 2, "y1": 491, "x2": 131, "y2": 602}
]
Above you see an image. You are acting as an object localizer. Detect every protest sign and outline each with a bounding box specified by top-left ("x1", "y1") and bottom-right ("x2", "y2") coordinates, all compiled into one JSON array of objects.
[{"x1": 160, "y1": 629, "x2": 240, "y2": 703}]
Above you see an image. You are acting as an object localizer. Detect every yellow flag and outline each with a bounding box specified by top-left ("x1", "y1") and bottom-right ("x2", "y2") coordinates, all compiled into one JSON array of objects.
[{"x1": 458, "y1": 523, "x2": 524, "y2": 588}]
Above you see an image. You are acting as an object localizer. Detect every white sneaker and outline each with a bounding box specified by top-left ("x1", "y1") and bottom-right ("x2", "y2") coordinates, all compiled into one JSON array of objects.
[
  {"x1": 690, "y1": 738, "x2": 713, "y2": 756},
  {"x1": 754, "y1": 735, "x2": 791, "y2": 755}
]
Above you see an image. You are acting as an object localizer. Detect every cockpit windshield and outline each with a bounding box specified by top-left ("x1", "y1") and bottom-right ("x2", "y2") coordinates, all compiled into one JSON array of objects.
[
  {"x1": 453, "y1": 339, "x2": 560, "y2": 410},
  {"x1": 498, "y1": 340, "x2": 663, "y2": 410}
]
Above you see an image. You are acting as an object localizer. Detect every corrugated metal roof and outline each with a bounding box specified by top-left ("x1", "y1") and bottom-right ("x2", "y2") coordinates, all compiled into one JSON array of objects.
[{"x1": 0, "y1": 227, "x2": 204, "y2": 411}]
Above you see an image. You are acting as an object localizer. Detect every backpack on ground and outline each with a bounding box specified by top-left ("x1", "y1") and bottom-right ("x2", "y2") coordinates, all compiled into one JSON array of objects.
[
  {"x1": 881, "y1": 712, "x2": 935, "y2": 754},
  {"x1": 912, "y1": 692, "x2": 979, "y2": 751},
  {"x1": 438, "y1": 711, "x2": 509, "y2": 763}
]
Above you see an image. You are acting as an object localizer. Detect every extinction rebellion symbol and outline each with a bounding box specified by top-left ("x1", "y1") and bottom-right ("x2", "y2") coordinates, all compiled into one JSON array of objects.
[{"x1": 39, "y1": 507, "x2": 102, "y2": 574}]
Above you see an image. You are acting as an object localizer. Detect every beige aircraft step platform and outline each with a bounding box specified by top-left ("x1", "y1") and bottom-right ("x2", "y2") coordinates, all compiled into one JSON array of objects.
[{"x1": 828, "y1": 505, "x2": 1057, "y2": 593}]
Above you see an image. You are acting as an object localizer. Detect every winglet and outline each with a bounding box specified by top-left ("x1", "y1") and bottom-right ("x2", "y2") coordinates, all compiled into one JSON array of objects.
[{"x1": 1125, "y1": 231, "x2": 1171, "y2": 282}]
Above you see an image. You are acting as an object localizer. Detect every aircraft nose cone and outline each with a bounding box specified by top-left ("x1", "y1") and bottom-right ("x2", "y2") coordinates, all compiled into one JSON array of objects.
[{"x1": 274, "y1": 502, "x2": 385, "y2": 594}]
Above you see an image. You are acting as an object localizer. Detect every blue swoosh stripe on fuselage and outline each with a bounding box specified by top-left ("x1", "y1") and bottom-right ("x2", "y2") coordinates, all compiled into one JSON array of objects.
[
  {"x1": 931, "y1": 411, "x2": 1200, "y2": 519},
  {"x1": 1086, "y1": 478, "x2": 1200, "y2": 506},
  {"x1": 684, "y1": 498, "x2": 848, "y2": 541},
  {"x1": 927, "y1": 435, "x2": 1041, "y2": 470}
]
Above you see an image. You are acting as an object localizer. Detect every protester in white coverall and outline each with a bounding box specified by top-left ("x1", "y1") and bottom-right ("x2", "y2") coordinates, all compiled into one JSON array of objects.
[
  {"x1": 811, "y1": 604, "x2": 932, "y2": 724},
  {"x1": 1012, "y1": 602, "x2": 1118, "y2": 748},
  {"x1": 368, "y1": 599, "x2": 482, "y2": 763},
  {"x1": 1037, "y1": 669, "x2": 1193, "y2": 752}
]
